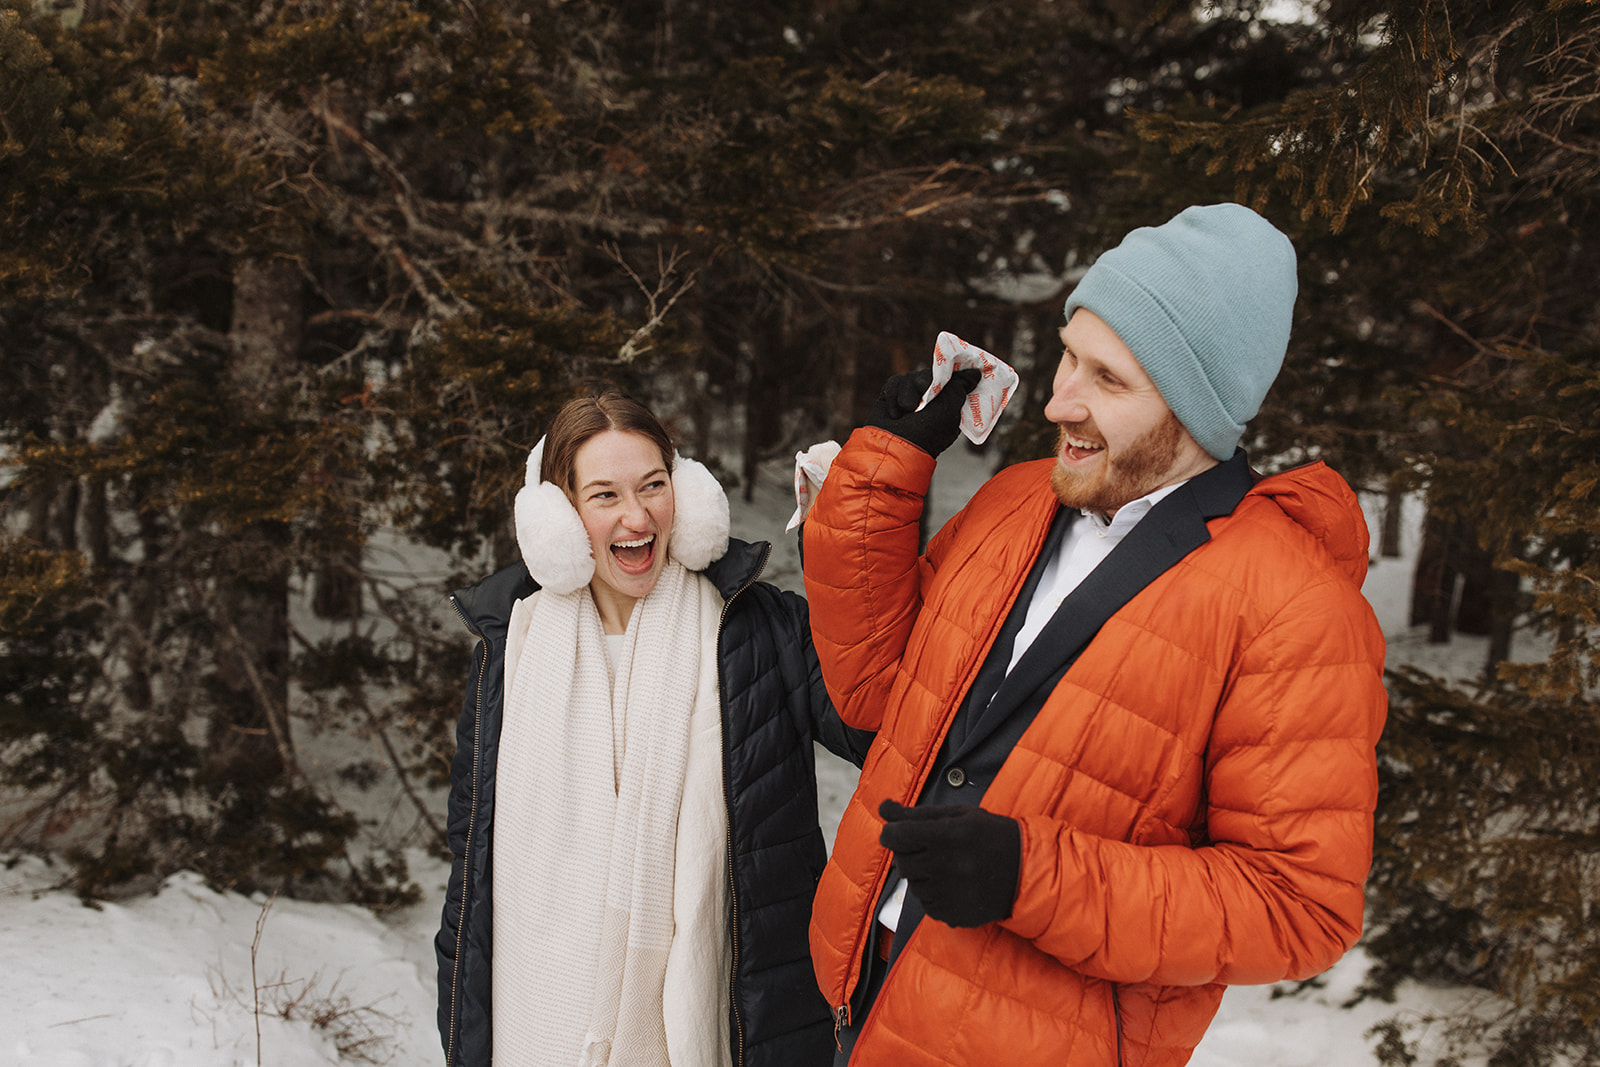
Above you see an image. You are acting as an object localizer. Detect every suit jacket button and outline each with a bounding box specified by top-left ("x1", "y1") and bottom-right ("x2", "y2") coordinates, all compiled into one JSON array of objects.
[{"x1": 945, "y1": 767, "x2": 967, "y2": 788}]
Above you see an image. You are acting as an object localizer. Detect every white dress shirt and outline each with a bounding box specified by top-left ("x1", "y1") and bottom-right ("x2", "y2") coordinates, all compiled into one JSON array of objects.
[{"x1": 1004, "y1": 481, "x2": 1185, "y2": 674}]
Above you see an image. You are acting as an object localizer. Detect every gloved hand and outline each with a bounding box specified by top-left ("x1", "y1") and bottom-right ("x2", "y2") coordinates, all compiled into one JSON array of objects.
[
  {"x1": 865, "y1": 367, "x2": 983, "y2": 457},
  {"x1": 878, "y1": 799, "x2": 1021, "y2": 928}
]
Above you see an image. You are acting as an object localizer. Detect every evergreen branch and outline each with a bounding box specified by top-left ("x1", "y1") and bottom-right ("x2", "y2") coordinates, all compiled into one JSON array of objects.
[
  {"x1": 208, "y1": 599, "x2": 300, "y2": 780},
  {"x1": 286, "y1": 617, "x2": 448, "y2": 854},
  {"x1": 363, "y1": 704, "x2": 446, "y2": 851},
  {"x1": 458, "y1": 195, "x2": 673, "y2": 239},
  {"x1": 343, "y1": 203, "x2": 458, "y2": 322},
  {"x1": 1415, "y1": 300, "x2": 1496, "y2": 357}
]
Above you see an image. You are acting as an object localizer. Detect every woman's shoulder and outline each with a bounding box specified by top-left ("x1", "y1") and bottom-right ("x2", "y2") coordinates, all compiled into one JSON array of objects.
[
  {"x1": 709, "y1": 545, "x2": 810, "y2": 635},
  {"x1": 702, "y1": 536, "x2": 769, "y2": 597},
  {"x1": 452, "y1": 560, "x2": 536, "y2": 635}
]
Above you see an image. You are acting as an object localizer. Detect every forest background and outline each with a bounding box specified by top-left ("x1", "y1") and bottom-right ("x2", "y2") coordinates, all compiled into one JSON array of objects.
[{"x1": 2, "y1": 1, "x2": 1598, "y2": 1064}]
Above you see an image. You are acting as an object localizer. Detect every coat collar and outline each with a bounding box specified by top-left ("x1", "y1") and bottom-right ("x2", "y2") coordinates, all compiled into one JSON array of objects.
[{"x1": 967, "y1": 450, "x2": 1254, "y2": 741}]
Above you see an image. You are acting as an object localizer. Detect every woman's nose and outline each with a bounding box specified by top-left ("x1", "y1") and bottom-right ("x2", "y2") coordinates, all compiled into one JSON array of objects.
[{"x1": 620, "y1": 494, "x2": 650, "y2": 528}]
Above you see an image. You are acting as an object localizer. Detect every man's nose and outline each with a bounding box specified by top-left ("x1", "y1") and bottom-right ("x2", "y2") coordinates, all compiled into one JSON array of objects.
[{"x1": 1045, "y1": 375, "x2": 1088, "y2": 424}]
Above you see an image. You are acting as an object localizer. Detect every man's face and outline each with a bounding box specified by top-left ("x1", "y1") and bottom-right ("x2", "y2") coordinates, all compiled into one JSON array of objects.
[{"x1": 1044, "y1": 309, "x2": 1216, "y2": 514}]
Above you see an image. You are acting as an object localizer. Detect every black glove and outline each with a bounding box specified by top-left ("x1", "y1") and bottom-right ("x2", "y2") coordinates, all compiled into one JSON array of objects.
[
  {"x1": 878, "y1": 799, "x2": 1021, "y2": 928},
  {"x1": 865, "y1": 367, "x2": 983, "y2": 457}
]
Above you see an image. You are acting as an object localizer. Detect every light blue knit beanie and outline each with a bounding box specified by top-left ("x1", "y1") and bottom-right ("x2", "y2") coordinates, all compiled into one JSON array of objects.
[{"x1": 1062, "y1": 203, "x2": 1298, "y2": 460}]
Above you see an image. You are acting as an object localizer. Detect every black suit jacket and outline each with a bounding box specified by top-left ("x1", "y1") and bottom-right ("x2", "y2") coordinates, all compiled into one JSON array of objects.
[{"x1": 884, "y1": 450, "x2": 1256, "y2": 965}]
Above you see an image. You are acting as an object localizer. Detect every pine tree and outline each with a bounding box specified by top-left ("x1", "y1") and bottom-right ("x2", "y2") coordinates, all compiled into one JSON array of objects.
[
  {"x1": 1126, "y1": 3, "x2": 1600, "y2": 1062},
  {"x1": 0, "y1": 0, "x2": 574, "y2": 900},
  {"x1": 2, "y1": 0, "x2": 1046, "y2": 896},
  {"x1": 26, "y1": 0, "x2": 1586, "y2": 971}
]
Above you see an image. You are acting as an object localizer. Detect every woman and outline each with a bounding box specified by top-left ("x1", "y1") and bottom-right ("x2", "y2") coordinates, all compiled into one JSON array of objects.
[{"x1": 436, "y1": 391, "x2": 867, "y2": 1067}]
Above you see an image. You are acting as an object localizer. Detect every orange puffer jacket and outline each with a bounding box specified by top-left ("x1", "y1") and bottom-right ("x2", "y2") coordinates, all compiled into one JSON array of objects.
[{"x1": 804, "y1": 428, "x2": 1388, "y2": 1067}]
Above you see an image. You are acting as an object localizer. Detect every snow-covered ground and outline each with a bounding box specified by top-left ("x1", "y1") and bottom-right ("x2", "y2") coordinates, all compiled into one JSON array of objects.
[
  {"x1": 0, "y1": 846, "x2": 1491, "y2": 1067},
  {"x1": 2, "y1": 437, "x2": 1501, "y2": 1066}
]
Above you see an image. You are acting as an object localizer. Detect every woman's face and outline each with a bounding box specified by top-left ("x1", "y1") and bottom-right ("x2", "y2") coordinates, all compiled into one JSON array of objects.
[{"x1": 570, "y1": 429, "x2": 676, "y2": 624}]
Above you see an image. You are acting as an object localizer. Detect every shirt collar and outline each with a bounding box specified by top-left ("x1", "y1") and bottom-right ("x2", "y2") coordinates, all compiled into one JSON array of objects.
[{"x1": 1080, "y1": 479, "x2": 1188, "y2": 536}]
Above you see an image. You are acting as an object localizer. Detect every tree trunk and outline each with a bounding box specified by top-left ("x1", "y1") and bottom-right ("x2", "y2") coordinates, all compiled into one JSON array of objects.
[
  {"x1": 827, "y1": 302, "x2": 861, "y2": 443},
  {"x1": 212, "y1": 258, "x2": 303, "y2": 779},
  {"x1": 24, "y1": 472, "x2": 53, "y2": 545},
  {"x1": 1412, "y1": 510, "x2": 1461, "y2": 643},
  {"x1": 687, "y1": 306, "x2": 714, "y2": 461},
  {"x1": 83, "y1": 476, "x2": 109, "y2": 567},
  {"x1": 742, "y1": 309, "x2": 787, "y2": 503},
  {"x1": 1380, "y1": 485, "x2": 1405, "y2": 558},
  {"x1": 1412, "y1": 510, "x2": 1500, "y2": 645},
  {"x1": 1483, "y1": 565, "x2": 1518, "y2": 679},
  {"x1": 312, "y1": 546, "x2": 363, "y2": 620},
  {"x1": 741, "y1": 338, "x2": 764, "y2": 504}
]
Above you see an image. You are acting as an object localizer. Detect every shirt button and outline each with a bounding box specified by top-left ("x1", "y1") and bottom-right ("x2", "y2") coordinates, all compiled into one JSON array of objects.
[{"x1": 945, "y1": 767, "x2": 967, "y2": 788}]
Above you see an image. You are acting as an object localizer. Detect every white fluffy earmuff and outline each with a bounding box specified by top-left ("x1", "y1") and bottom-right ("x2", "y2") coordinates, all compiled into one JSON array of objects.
[
  {"x1": 513, "y1": 437, "x2": 731, "y2": 593},
  {"x1": 666, "y1": 453, "x2": 730, "y2": 570},
  {"x1": 514, "y1": 436, "x2": 595, "y2": 594}
]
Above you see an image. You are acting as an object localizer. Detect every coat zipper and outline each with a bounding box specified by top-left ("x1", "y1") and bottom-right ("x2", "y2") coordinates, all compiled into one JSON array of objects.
[
  {"x1": 828, "y1": 601, "x2": 1002, "y2": 1051},
  {"x1": 831, "y1": 750, "x2": 912, "y2": 1048},
  {"x1": 1113, "y1": 985, "x2": 1125, "y2": 1066},
  {"x1": 828, "y1": 483, "x2": 1070, "y2": 1059},
  {"x1": 716, "y1": 542, "x2": 769, "y2": 1067},
  {"x1": 445, "y1": 595, "x2": 487, "y2": 1067}
]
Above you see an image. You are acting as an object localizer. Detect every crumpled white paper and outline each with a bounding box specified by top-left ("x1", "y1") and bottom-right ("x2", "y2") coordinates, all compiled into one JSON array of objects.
[
  {"x1": 785, "y1": 440, "x2": 840, "y2": 532},
  {"x1": 785, "y1": 333, "x2": 1018, "y2": 531},
  {"x1": 919, "y1": 331, "x2": 1018, "y2": 446}
]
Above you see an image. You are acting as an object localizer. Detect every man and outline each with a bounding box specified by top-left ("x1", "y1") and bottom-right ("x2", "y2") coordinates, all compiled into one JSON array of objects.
[{"x1": 803, "y1": 203, "x2": 1388, "y2": 1066}]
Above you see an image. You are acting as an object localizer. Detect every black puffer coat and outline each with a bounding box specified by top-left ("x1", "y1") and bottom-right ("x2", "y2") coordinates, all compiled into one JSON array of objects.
[{"x1": 436, "y1": 537, "x2": 870, "y2": 1067}]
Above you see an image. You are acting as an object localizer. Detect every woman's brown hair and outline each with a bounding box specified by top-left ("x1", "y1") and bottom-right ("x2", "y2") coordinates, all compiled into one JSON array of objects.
[{"x1": 539, "y1": 391, "x2": 675, "y2": 496}]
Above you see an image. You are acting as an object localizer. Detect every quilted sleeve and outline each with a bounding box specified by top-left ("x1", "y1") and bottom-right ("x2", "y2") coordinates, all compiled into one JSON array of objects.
[
  {"x1": 998, "y1": 574, "x2": 1388, "y2": 986},
  {"x1": 772, "y1": 583, "x2": 876, "y2": 766},
  {"x1": 800, "y1": 426, "x2": 941, "y2": 731}
]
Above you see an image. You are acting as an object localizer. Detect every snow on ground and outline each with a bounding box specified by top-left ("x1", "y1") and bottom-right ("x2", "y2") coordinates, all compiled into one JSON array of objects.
[
  {"x1": 3, "y1": 438, "x2": 1503, "y2": 1066},
  {"x1": 0, "y1": 842, "x2": 1488, "y2": 1067},
  {"x1": 1, "y1": 850, "x2": 446, "y2": 1067}
]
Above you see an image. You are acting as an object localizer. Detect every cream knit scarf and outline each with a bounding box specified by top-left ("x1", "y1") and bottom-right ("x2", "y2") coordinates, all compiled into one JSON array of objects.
[{"x1": 493, "y1": 558, "x2": 731, "y2": 1067}]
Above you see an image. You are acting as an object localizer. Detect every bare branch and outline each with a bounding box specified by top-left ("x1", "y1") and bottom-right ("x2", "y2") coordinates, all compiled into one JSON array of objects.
[{"x1": 604, "y1": 243, "x2": 699, "y2": 363}]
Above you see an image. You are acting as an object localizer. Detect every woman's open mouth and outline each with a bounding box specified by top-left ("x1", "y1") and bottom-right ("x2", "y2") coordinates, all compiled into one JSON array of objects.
[{"x1": 610, "y1": 534, "x2": 657, "y2": 574}]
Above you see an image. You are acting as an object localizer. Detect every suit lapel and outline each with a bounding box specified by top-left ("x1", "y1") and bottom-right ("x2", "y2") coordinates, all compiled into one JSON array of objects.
[
  {"x1": 945, "y1": 505, "x2": 1076, "y2": 754},
  {"x1": 956, "y1": 451, "x2": 1255, "y2": 752}
]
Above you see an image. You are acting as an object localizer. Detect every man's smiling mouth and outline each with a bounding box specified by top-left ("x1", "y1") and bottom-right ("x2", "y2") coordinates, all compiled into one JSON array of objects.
[{"x1": 1062, "y1": 431, "x2": 1105, "y2": 462}]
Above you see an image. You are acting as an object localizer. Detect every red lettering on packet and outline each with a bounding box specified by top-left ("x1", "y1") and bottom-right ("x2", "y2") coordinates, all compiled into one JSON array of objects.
[{"x1": 967, "y1": 393, "x2": 983, "y2": 426}]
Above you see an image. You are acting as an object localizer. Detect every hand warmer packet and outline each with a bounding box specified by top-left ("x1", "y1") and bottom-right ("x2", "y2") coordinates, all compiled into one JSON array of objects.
[
  {"x1": 917, "y1": 331, "x2": 1019, "y2": 446},
  {"x1": 786, "y1": 334, "x2": 1017, "y2": 531}
]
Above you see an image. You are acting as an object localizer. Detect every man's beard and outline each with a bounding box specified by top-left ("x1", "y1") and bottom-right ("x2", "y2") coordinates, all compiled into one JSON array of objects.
[{"x1": 1050, "y1": 410, "x2": 1186, "y2": 513}]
